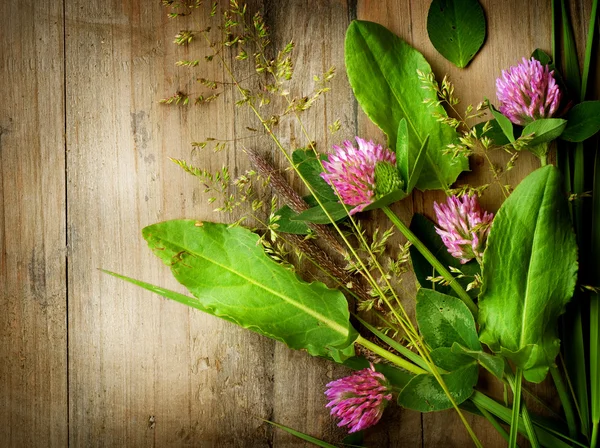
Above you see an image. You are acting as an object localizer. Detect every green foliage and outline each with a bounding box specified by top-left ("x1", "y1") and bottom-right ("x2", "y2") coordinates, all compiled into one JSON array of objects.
[
  {"x1": 426, "y1": 0, "x2": 486, "y2": 68},
  {"x1": 142, "y1": 220, "x2": 359, "y2": 361},
  {"x1": 521, "y1": 118, "x2": 567, "y2": 147},
  {"x1": 473, "y1": 119, "x2": 510, "y2": 147},
  {"x1": 560, "y1": 101, "x2": 600, "y2": 142},
  {"x1": 478, "y1": 166, "x2": 578, "y2": 383},
  {"x1": 292, "y1": 149, "x2": 338, "y2": 202},
  {"x1": 345, "y1": 20, "x2": 468, "y2": 190},
  {"x1": 531, "y1": 48, "x2": 553, "y2": 66},
  {"x1": 489, "y1": 104, "x2": 515, "y2": 143},
  {"x1": 264, "y1": 421, "x2": 338, "y2": 448}
]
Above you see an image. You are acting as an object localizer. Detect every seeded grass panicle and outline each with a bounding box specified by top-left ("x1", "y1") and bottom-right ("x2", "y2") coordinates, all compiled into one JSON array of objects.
[
  {"x1": 434, "y1": 195, "x2": 494, "y2": 264},
  {"x1": 325, "y1": 363, "x2": 392, "y2": 433},
  {"x1": 496, "y1": 57, "x2": 561, "y2": 126},
  {"x1": 321, "y1": 137, "x2": 397, "y2": 215}
]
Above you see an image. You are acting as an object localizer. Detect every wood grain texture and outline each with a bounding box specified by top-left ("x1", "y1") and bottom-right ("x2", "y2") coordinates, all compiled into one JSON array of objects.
[
  {"x1": 0, "y1": 0, "x2": 68, "y2": 446},
  {"x1": 2, "y1": 0, "x2": 597, "y2": 446}
]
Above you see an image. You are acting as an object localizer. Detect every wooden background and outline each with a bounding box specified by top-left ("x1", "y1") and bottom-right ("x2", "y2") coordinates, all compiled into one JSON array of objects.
[{"x1": 1, "y1": 0, "x2": 596, "y2": 446}]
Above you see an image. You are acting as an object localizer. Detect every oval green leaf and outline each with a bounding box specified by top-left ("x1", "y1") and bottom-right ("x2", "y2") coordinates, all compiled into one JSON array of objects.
[
  {"x1": 142, "y1": 220, "x2": 358, "y2": 360},
  {"x1": 521, "y1": 118, "x2": 567, "y2": 146},
  {"x1": 478, "y1": 166, "x2": 578, "y2": 383},
  {"x1": 560, "y1": 101, "x2": 600, "y2": 142},
  {"x1": 427, "y1": 0, "x2": 486, "y2": 68},
  {"x1": 345, "y1": 20, "x2": 468, "y2": 190},
  {"x1": 416, "y1": 288, "x2": 481, "y2": 351}
]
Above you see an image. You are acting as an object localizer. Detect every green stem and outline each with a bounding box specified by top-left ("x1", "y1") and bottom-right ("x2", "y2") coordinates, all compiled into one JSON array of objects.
[
  {"x1": 521, "y1": 399, "x2": 541, "y2": 448},
  {"x1": 550, "y1": 364, "x2": 578, "y2": 438},
  {"x1": 540, "y1": 154, "x2": 548, "y2": 166},
  {"x1": 593, "y1": 422, "x2": 598, "y2": 448},
  {"x1": 381, "y1": 205, "x2": 478, "y2": 316},
  {"x1": 508, "y1": 369, "x2": 523, "y2": 448},
  {"x1": 473, "y1": 402, "x2": 510, "y2": 443},
  {"x1": 355, "y1": 335, "x2": 426, "y2": 375}
]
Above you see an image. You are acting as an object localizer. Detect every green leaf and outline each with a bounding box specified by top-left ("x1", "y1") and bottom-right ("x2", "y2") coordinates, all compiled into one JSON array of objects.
[
  {"x1": 396, "y1": 118, "x2": 410, "y2": 185},
  {"x1": 345, "y1": 20, "x2": 468, "y2": 190},
  {"x1": 521, "y1": 118, "x2": 567, "y2": 146},
  {"x1": 489, "y1": 104, "x2": 515, "y2": 143},
  {"x1": 531, "y1": 48, "x2": 552, "y2": 66},
  {"x1": 560, "y1": 101, "x2": 600, "y2": 142},
  {"x1": 398, "y1": 364, "x2": 478, "y2": 412},
  {"x1": 142, "y1": 220, "x2": 359, "y2": 361},
  {"x1": 451, "y1": 343, "x2": 505, "y2": 379},
  {"x1": 416, "y1": 288, "x2": 480, "y2": 351},
  {"x1": 474, "y1": 119, "x2": 510, "y2": 146},
  {"x1": 292, "y1": 201, "x2": 349, "y2": 224},
  {"x1": 363, "y1": 189, "x2": 409, "y2": 211},
  {"x1": 478, "y1": 166, "x2": 578, "y2": 383},
  {"x1": 407, "y1": 135, "x2": 430, "y2": 193},
  {"x1": 292, "y1": 149, "x2": 337, "y2": 202},
  {"x1": 409, "y1": 213, "x2": 480, "y2": 298},
  {"x1": 430, "y1": 346, "x2": 476, "y2": 371},
  {"x1": 426, "y1": 0, "x2": 486, "y2": 68}
]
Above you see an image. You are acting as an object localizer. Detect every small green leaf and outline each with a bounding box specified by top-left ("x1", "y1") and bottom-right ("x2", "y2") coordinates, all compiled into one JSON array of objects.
[
  {"x1": 273, "y1": 204, "x2": 311, "y2": 234},
  {"x1": 521, "y1": 118, "x2": 567, "y2": 146},
  {"x1": 426, "y1": 0, "x2": 486, "y2": 68},
  {"x1": 489, "y1": 103, "x2": 515, "y2": 142},
  {"x1": 345, "y1": 20, "x2": 468, "y2": 190},
  {"x1": 560, "y1": 101, "x2": 600, "y2": 142},
  {"x1": 142, "y1": 220, "x2": 359, "y2": 361},
  {"x1": 398, "y1": 364, "x2": 478, "y2": 412},
  {"x1": 409, "y1": 213, "x2": 480, "y2": 298},
  {"x1": 292, "y1": 149, "x2": 337, "y2": 202},
  {"x1": 416, "y1": 288, "x2": 480, "y2": 351},
  {"x1": 291, "y1": 201, "x2": 349, "y2": 224},
  {"x1": 531, "y1": 48, "x2": 552, "y2": 66},
  {"x1": 478, "y1": 166, "x2": 578, "y2": 383},
  {"x1": 363, "y1": 189, "x2": 409, "y2": 211}
]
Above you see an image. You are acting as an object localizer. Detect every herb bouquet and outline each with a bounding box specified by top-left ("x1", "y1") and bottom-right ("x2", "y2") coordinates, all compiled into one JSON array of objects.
[{"x1": 106, "y1": 0, "x2": 600, "y2": 446}]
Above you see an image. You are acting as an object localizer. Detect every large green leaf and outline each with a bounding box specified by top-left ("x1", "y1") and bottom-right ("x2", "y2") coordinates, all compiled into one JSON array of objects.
[
  {"x1": 409, "y1": 213, "x2": 480, "y2": 298},
  {"x1": 478, "y1": 166, "x2": 578, "y2": 383},
  {"x1": 345, "y1": 20, "x2": 468, "y2": 190},
  {"x1": 142, "y1": 220, "x2": 358, "y2": 360},
  {"x1": 426, "y1": 0, "x2": 486, "y2": 68}
]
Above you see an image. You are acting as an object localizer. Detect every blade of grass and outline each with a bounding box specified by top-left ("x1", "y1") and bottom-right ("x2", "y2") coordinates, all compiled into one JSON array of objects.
[
  {"x1": 560, "y1": 0, "x2": 581, "y2": 99},
  {"x1": 509, "y1": 369, "x2": 523, "y2": 448},
  {"x1": 263, "y1": 420, "x2": 338, "y2": 448},
  {"x1": 591, "y1": 149, "x2": 600, "y2": 448},
  {"x1": 580, "y1": 0, "x2": 598, "y2": 100},
  {"x1": 550, "y1": 364, "x2": 578, "y2": 438}
]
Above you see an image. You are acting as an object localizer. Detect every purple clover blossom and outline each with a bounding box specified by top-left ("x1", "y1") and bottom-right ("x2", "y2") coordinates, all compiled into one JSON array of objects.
[
  {"x1": 433, "y1": 195, "x2": 494, "y2": 264},
  {"x1": 321, "y1": 137, "x2": 397, "y2": 215},
  {"x1": 496, "y1": 57, "x2": 561, "y2": 126},
  {"x1": 325, "y1": 363, "x2": 392, "y2": 433}
]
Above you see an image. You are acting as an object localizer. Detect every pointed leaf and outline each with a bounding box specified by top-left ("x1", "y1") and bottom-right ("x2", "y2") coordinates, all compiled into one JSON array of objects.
[
  {"x1": 426, "y1": 0, "x2": 486, "y2": 68},
  {"x1": 292, "y1": 149, "x2": 338, "y2": 202},
  {"x1": 142, "y1": 220, "x2": 358, "y2": 360},
  {"x1": 531, "y1": 48, "x2": 553, "y2": 66},
  {"x1": 407, "y1": 135, "x2": 429, "y2": 193},
  {"x1": 489, "y1": 103, "x2": 515, "y2": 142},
  {"x1": 345, "y1": 20, "x2": 468, "y2": 190},
  {"x1": 291, "y1": 201, "x2": 349, "y2": 224},
  {"x1": 522, "y1": 118, "x2": 567, "y2": 146},
  {"x1": 451, "y1": 343, "x2": 505, "y2": 379},
  {"x1": 560, "y1": 101, "x2": 600, "y2": 142},
  {"x1": 474, "y1": 119, "x2": 510, "y2": 147},
  {"x1": 478, "y1": 166, "x2": 578, "y2": 382}
]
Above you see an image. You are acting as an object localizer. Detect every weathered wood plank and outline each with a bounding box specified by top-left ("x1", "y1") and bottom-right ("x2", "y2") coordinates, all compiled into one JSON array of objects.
[{"x1": 0, "y1": 0, "x2": 68, "y2": 446}]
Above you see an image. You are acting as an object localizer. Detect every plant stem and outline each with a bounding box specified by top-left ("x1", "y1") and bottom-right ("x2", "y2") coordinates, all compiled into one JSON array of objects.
[
  {"x1": 355, "y1": 335, "x2": 427, "y2": 375},
  {"x1": 381, "y1": 205, "x2": 478, "y2": 316},
  {"x1": 508, "y1": 369, "x2": 523, "y2": 448},
  {"x1": 473, "y1": 402, "x2": 510, "y2": 443},
  {"x1": 550, "y1": 364, "x2": 578, "y2": 438}
]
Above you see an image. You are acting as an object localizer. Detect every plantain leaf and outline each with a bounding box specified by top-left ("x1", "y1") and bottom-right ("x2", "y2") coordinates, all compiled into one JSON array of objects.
[
  {"x1": 426, "y1": 0, "x2": 486, "y2": 68},
  {"x1": 142, "y1": 220, "x2": 358, "y2": 361},
  {"x1": 478, "y1": 166, "x2": 578, "y2": 383},
  {"x1": 345, "y1": 20, "x2": 468, "y2": 190}
]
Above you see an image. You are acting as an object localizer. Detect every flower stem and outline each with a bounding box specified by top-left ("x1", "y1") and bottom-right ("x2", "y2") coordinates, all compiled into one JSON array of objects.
[
  {"x1": 355, "y1": 335, "x2": 427, "y2": 375},
  {"x1": 381, "y1": 205, "x2": 478, "y2": 316}
]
